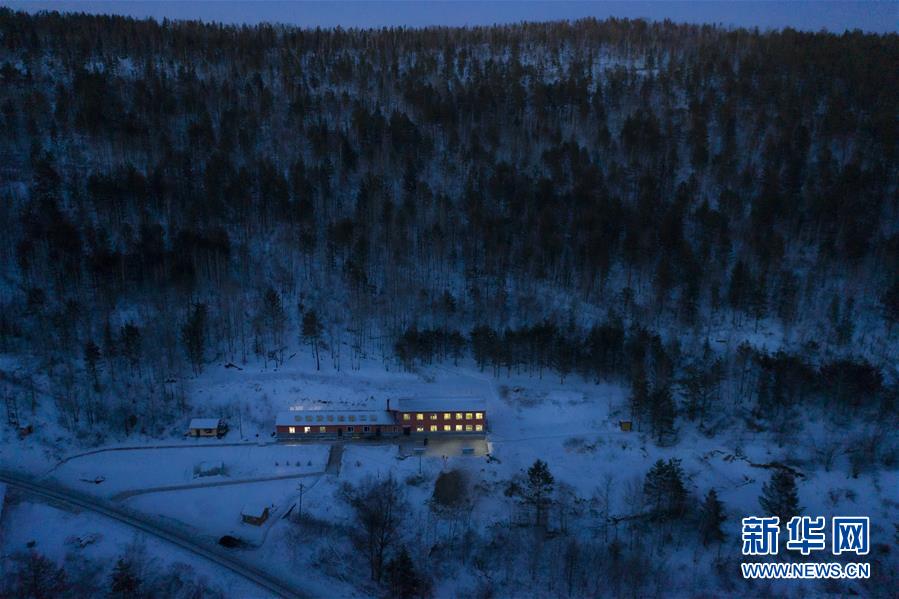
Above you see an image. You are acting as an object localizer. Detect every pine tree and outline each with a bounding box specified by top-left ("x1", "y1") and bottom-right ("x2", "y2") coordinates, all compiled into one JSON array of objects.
[
  {"x1": 386, "y1": 546, "x2": 421, "y2": 599},
  {"x1": 643, "y1": 458, "x2": 687, "y2": 520},
  {"x1": 759, "y1": 470, "x2": 800, "y2": 524},
  {"x1": 83, "y1": 339, "x2": 101, "y2": 390},
  {"x1": 109, "y1": 557, "x2": 141, "y2": 598},
  {"x1": 883, "y1": 278, "x2": 899, "y2": 334},
  {"x1": 648, "y1": 384, "x2": 677, "y2": 444},
  {"x1": 525, "y1": 459, "x2": 555, "y2": 527},
  {"x1": 698, "y1": 489, "x2": 726, "y2": 545},
  {"x1": 629, "y1": 368, "x2": 649, "y2": 428},
  {"x1": 181, "y1": 302, "x2": 208, "y2": 376},
  {"x1": 301, "y1": 309, "x2": 323, "y2": 371},
  {"x1": 119, "y1": 323, "x2": 141, "y2": 376}
]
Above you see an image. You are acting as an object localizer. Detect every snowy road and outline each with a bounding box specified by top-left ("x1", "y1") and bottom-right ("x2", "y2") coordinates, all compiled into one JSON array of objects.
[
  {"x1": 0, "y1": 470, "x2": 306, "y2": 599},
  {"x1": 111, "y1": 470, "x2": 324, "y2": 501}
]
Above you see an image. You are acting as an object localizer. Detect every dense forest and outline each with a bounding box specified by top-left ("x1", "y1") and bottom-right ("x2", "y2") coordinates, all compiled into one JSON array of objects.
[{"x1": 0, "y1": 9, "x2": 897, "y2": 436}]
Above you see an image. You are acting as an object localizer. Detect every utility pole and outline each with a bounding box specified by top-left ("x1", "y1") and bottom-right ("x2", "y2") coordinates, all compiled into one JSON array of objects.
[{"x1": 297, "y1": 482, "x2": 305, "y2": 520}]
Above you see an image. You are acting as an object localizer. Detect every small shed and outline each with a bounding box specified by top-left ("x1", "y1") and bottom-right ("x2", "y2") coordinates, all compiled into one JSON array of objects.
[
  {"x1": 187, "y1": 418, "x2": 227, "y2": 438},
  {"x1": 241, "y1": 502, "x2": 270, "y2": 526}
]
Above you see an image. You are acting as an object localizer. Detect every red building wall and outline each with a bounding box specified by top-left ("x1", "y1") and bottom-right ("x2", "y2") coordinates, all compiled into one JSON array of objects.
[{"x1": 396, "y1": 410, "x2": 487, "y2": 433}]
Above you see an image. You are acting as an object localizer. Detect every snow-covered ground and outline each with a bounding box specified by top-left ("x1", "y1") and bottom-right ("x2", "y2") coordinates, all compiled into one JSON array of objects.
[
  {"x1": 0, "y1": 495, "x2": 267, "y2": 597},
  {"x1": 1, "y1": 347, "x2": 896, "y2": 597}
]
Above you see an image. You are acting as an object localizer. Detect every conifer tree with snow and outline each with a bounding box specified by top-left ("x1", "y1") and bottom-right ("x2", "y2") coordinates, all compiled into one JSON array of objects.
[
  {"x1": 644, "y1": 458, "x2": 687, "y2": 520},
  {"x1": 181, "y1": 302, "x2": 208, "y2": 376},
  {"x1": 386, "y1": 546, "x2": 422, "y2": 599},
  {"x1": 698, "y1": 489, "x2": 726, "y2": 545},
  {"x1": 759, "y1": 470, "x2": 800, "y2": 524},
  {"x1": 301, "y1": 309, "x2": 323, "y2": 371},
  {"x1": 109, "y1": 557, "x2": 142, "y2": 598},
  {"x1": 525, "y1": 459, "x2": 555, "y2": 528}
]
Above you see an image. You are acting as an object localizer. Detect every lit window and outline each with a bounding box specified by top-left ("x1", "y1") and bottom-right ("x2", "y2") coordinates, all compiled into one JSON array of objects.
[
  {"x1": 416, "y1": 426, "x2": 424, "y2": 432},
  {"x1": 475, "y1": 424, "x2": 483, "y2": 431},
  {"x1": 416, "y1": 413, "x2": 424, "y2": 420},
  {"x1": 443, "y1": 425, "x2": 451, "y2": 431},
  {"x1": 455, "y1": 424, "x2": 462, "y2": 431},
  {"x1": 444, "y1": 413, "x2": 451, "y2": 419},
  {"x1": 346, "y1": 426, "x2": 354, "y2": 433},
  {"x1": 475, "y1": 412, "x2": 484, "y2": 420},
  {"x1": 319, "y1": 426, "x2": 326, "y2": 432},
  {"x1": 303, "y1": 426, "x2": 311, "y2": 433},
  {"x1": 403, "y1": 414, "x2": 410, "y2": 421},
  {"x1": 430, "y1": 413, "x2": 438, "y2": 420},
  {"x1": 288, "y1": 426, "x2": 296, "y2": 434},
  {"x1": 363, "y1": 426, "x2": 370, "y2": 433},
  {"x1": 465, "y1": 424, "x2": 473, "y2": 431},
  {"x1": 465, "y1": 413, "x2": 473, "y2": 419},
  {"x1": 430, "y1": 425, "x2": 438, "y2": 432},
  {"x1": 348, "y1": 415, "x2": 356, "y2": 422},
  {"x1": 455, "y1": 413, "x2": 463, "y2": 419}
]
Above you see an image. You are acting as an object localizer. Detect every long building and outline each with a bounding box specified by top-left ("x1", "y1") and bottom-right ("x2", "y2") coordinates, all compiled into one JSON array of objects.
[
  {"x1": 275, "y1": 397, "x2": 487, "y2": 441},
  {"x1": 275, "y1": 409, "x2": 400, "y2": 441},
  {"x1": 393, "y1": 397, "x2": 487, "y2": 435}
]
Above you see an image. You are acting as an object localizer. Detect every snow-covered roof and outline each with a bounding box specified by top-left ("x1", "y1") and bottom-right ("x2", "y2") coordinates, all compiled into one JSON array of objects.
[
  {"x1": 276, "y1": 410, "x2": 395, "y2": 426},
  {"x1": 241, "y1": 502, "x2": 270, "y2": 517},
  {"x1": 395, "y1": 397, "x2": 487, "y2": 413},
  {"x1": 188, "y1": 418, "x2": 221, "y2": 429}
]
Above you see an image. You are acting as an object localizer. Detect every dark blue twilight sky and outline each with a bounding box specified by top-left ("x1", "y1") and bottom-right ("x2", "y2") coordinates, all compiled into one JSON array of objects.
[{"x1": 2, "y1": 1, "x2": 896, "y2": 33}]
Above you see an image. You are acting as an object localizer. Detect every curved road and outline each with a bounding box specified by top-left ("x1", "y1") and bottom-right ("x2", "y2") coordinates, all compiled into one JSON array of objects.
[{"x1": 0, "y1": 471, "x2": 305, "y2": 599}]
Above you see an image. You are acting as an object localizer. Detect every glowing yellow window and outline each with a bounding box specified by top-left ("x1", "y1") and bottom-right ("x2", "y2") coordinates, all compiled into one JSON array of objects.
[
  {"x1": 288, "y1": 426, "x2": 296, "y2": 434},
  {"x1": 465, "y1": 424, "x2": 473, "y2": 431},
  {"x1": 303, "y1": 426, "x2": 311, "y2": 433},
  {"x1": 475, "y1": 413, "x2": 483, "y2": 420},
  {"x1": 430, "y1": 425, "x2": 438, "y2": 432},
  {"x1": 455, "y1": 413, "x2": 463, "y2": 419},
  {"x1": 416, "y1": 413, "x2": 424, "y2": 421},
  {"x1": 455, "y1": 424, "x2": 462, "y2": 431},
  {"x1": 443, "y1": 425, "x2": 451, "y2": 431},
  {"x1": 444, "y1": 413, "x2": 451, "y2": 419},
  {"x1": 465, "y1": 412, "x2": 473, "y2": 419},
  {"x1": 403, "y1": 414, "x2": 410, "y2": 421},
  {"x1": 430, "y1": 413, "x2": 438, "y2": 420},
  {"x1": 318, "y1": 426, "x2": 326, "y2": 432},
  {"x1": 416, "y1": 426, "x2": 424, "y2": 432},
  {"x1": 475, "y1": 424, "x2": 483, "y2": 431}
]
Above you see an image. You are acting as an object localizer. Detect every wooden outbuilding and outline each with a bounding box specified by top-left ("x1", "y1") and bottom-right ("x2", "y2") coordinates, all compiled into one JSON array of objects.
[
  {"x1": 241, "y1": 502, "x2": 270, "y2": 526},
  {"x1": 187, "y1": 418, "x2": 227, "y2": 438}
]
